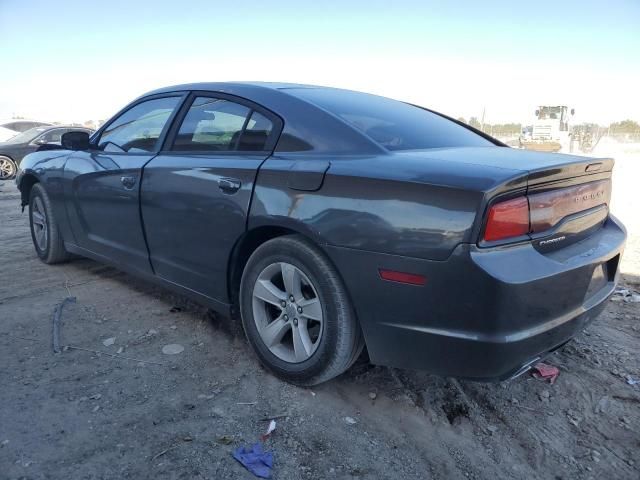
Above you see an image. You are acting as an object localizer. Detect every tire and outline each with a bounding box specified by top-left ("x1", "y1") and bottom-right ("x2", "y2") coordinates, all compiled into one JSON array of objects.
[
  {"x1": 0, "y1": 156, "x2": 17, "y2": 180},
  {"x1": 29, "y1": 183, "x2": 72, "y2": 264},
  {"x1": 240, "y1": 235, "x2": 364, "y2": 386}
]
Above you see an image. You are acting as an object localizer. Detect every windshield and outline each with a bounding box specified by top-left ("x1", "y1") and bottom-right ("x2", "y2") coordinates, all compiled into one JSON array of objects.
[
  {"x1": 3, "y1": 126, "x2": 49, "y2": 144},
  {"x1": 537, "y1": 106, "x2": 565, "y2": 120},
  {"x1": 287, "y1": 88, "x2": 493, "y2": 151}
]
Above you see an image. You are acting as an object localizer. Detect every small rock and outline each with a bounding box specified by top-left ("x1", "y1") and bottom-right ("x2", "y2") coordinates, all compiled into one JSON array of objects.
[
  {"x1": 198, "y1": 394, "x2": 216, "y2": 400},
  {"x1": 211, "y1": 407, "x2": 225, "y2": 417},
  {"x1": 102, "y1": 337, "x2": 116, "y2": 347},
  {"x1": 148, "y1": 329, "x2": 158, "y2": 335},
  {"x1": 344, "y1": 416, "x2": 357, "y2": 425},
  {"x1": 170, "y1": 325, "x2": 177, "y2": 330},
  {"x1": 486, "y1": 425, "x2": 498, "y2": 434},
  {"x1": 116, "y1": 347, "x2": 124, "y2": 354},
  {"x1": 0, "y1": 440, "x2": 8, "y2": 448},
  {"x1": 217, "y1": 435, "x2": 234, "y2": 445},
  {"x1": 92, "y1": 405, "x2": 100, "y2": 412},
  {"x1": 89, "y1": 394, "x2": 102, "y2": 400},
  {"x1": 539, "y1": 390, "x2": 550, "y2": 402},
  {"x1": 162, "y1": 344, "x2": 184, "y2": 355},
  {"x1": 368, "y1": 392, "x2": 377, "y2": 400}
]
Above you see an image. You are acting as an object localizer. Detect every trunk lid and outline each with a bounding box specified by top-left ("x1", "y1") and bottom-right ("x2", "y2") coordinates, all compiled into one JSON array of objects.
[
  {"x1": 396, "y1": 146, "x2": 614, "y2": 251},
  {"x1": 399, "y1": 146, "x2": 613, "y2": 185}
]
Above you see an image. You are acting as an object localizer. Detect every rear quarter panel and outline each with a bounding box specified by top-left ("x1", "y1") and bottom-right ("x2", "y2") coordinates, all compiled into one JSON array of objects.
[{"x1": 250, "y1": 153, "x2": 526, "y2": 261}]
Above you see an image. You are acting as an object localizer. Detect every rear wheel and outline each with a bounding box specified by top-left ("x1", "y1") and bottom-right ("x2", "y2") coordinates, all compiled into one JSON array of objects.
[
  {"x1": 0, "y1": 156, "x2": 16, "y2": 180},
  {"x1": 240, "y1": 235, "x2": 364, "y2": 385},
  {"x1": 29, "y1": 183, "x2": 72, "y2": 264}
]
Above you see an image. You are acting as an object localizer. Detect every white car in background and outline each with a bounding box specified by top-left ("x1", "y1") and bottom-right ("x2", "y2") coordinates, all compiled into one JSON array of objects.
[{"x1": 0, "y1": 120, "x2": 52, "y2": 142}]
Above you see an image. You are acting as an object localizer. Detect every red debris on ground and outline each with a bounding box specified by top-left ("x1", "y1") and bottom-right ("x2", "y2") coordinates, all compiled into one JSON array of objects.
[{"x1": 531, "y1": 363, "x2": 560, "y2": 384}]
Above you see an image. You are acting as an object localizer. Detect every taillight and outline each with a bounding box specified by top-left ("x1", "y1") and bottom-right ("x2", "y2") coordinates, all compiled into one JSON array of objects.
[
  {"x1": 483, "y1": 196, "x2": 529, "y2": 242},
  {"x1": 482, "y1": 180, "x2": 611, "y2": 244}
]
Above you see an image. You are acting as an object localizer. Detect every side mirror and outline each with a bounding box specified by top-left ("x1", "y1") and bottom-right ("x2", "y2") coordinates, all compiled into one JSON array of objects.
[
  {"x1": 535, "y1": 109, "x2": 540, "y2": 117},
  {"x1": 570, "y1": 108, "x2": 575, "y2": 115},
  {"x1": 34, "y1": 137, "x2": 50, "y2": 145},
  {"x1": 61, "y1": 131, "x2": 90, "y2": 150}
]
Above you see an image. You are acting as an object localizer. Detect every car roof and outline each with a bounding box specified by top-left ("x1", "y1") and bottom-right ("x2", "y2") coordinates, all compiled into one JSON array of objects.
[
  {"x1": 136, "y1": 82, "x2": 385, "y2": 154},
  {"x1": 142, "y1": 81, "x2": 319, "y2": 96}
]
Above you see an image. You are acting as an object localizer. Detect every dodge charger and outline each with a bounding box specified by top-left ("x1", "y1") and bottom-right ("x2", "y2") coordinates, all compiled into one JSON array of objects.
[{"x1": 15, "y1": 82, "x2": 626, "y2": 385}]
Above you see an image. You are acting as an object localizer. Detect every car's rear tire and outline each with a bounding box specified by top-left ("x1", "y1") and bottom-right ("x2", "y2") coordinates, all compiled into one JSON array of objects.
[
  {"x1": 0, "y1": 156, "x2": 17, "y2": 180},
  {"x1": 29, "y1": 183, "x2": 72, "y2": 264},
  {"x1": 240, "y1": 235, "x2": 364, "y2": 386}
]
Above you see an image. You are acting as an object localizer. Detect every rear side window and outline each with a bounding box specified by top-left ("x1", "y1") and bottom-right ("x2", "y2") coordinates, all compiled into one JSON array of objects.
[
  {"x1": 98, "y1": 96, "x2": 181, "y2": 153},
  {"x1": 288, "y1": 88, "x2": 493, "y2": 151},
  {"x1": 172, "y1": 97, "x2": 273, "y2": 152}
]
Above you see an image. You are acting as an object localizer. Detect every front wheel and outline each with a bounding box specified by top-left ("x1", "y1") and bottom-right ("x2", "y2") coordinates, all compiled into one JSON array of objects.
[
  {"x1": 0, "y1": 156, "x2": 17, "y2": 180},
  {"x1": 29, "y1": 183, "x2": 72, "y2": 264},
  {"x1": 240, "y1": 235, "x2": 364, "y2": 386}
]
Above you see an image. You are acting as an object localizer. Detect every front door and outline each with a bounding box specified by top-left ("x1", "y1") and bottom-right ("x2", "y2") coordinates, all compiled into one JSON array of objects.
[
  {"x1": 65, "y1": 95, "x2": 184, "y2": 275},
  {"x1": 141, "y1": 93, "x2": 281, "y2": 301}
]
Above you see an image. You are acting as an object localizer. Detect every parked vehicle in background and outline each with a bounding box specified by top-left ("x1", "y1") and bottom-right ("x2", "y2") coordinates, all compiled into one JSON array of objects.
[
  {"x1": 0, "y1": 119, "x2": 52, "y2": 142},
  {"x1": 0, "y1": 126, "x2": 93, "y2": 180},
  {"x1": 520, "y1": 105, "x2": 574, "y2": 152},
  {"x1": 15, "y1": 83, "x2": 625, "y2": 385}
]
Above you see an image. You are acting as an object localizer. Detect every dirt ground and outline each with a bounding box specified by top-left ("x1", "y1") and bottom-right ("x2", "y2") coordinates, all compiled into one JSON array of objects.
[{"x1": 1, "y1": 139, "x2": 639, "y2": 480}]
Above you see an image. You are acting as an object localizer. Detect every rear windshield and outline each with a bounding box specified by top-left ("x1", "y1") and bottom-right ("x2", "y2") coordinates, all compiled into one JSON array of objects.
[{"x1": 288, "y1": 88, "x2": 493, "y2": 151}]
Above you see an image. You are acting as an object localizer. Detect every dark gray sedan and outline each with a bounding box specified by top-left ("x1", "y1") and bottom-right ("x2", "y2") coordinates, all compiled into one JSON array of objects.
[
  {"x1": 0, "y1": 125, "x2": 93, "y2": 180},
  {"x1": 16, "y1": 83, "x2": 626, "y2": 385}
]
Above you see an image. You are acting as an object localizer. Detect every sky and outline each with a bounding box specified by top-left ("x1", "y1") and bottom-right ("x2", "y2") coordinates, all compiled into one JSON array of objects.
[{"x1": 0, "y1": 0, "x2": 638, "y2": 125}]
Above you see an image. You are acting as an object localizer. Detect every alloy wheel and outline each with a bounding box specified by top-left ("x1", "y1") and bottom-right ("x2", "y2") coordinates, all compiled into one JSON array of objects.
[
  {"x1": 252, "y1": 262, "x2": 324, "y2": 363},
  {"x1": 0, "y1": 157, "x2": 16, "y2": 180},
  {"x1": 31, "y1": 196, "x2": 48, "y2": 251}
]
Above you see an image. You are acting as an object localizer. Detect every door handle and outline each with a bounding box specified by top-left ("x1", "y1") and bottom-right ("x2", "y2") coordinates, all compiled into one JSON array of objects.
[
  {"x1": 120, "y1": 175, "x2": 137, "y2": 190},
  {"x1": 218, "y1": 177, "x2": 241, "y2": 194}
]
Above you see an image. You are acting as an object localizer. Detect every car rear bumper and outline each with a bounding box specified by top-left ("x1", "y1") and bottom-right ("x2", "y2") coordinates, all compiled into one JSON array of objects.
[{"x1": 325, "y1": 215, "x2": 626, "y2": 380}]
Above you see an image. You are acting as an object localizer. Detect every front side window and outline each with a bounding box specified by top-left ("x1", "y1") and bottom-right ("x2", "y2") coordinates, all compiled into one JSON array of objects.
[
  {"x1": 172, "y1": 97, "x2": 274, "y2": 152},
  {"x1": 98, "y1": 96, "x2": 180, "y2": 153}
]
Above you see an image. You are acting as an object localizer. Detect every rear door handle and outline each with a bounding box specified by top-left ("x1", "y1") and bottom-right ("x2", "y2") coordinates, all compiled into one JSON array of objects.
[
  {"x1": 218, "y1": 177, "x2": 241, "y2": 194},
  {"x1": 121, "y1": 175, "x2": 137, "y2": 190}
]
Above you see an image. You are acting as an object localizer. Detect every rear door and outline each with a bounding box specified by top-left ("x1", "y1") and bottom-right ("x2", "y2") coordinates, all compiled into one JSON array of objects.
[
  {"x1": 140, "y1": 92, "x2": 282, "y2": 301},
  {"x1": 64, "y1": 94, "x2": 184, "y2": 274}
]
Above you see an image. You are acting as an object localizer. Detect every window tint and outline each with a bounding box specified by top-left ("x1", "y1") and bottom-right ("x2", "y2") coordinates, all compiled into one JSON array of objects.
[
  {"x1": 172, "y1": 97, "x2": 274, "y2": 152},
  {"x1": 98, "y1": 96, "x2": 180, "y2": 153},
  {"x1": 239, "y1": 111, "x2": 273, "y2": 151},
  {"x1": 288, "y1": 88, "x2": 493, "y2": 151}
]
